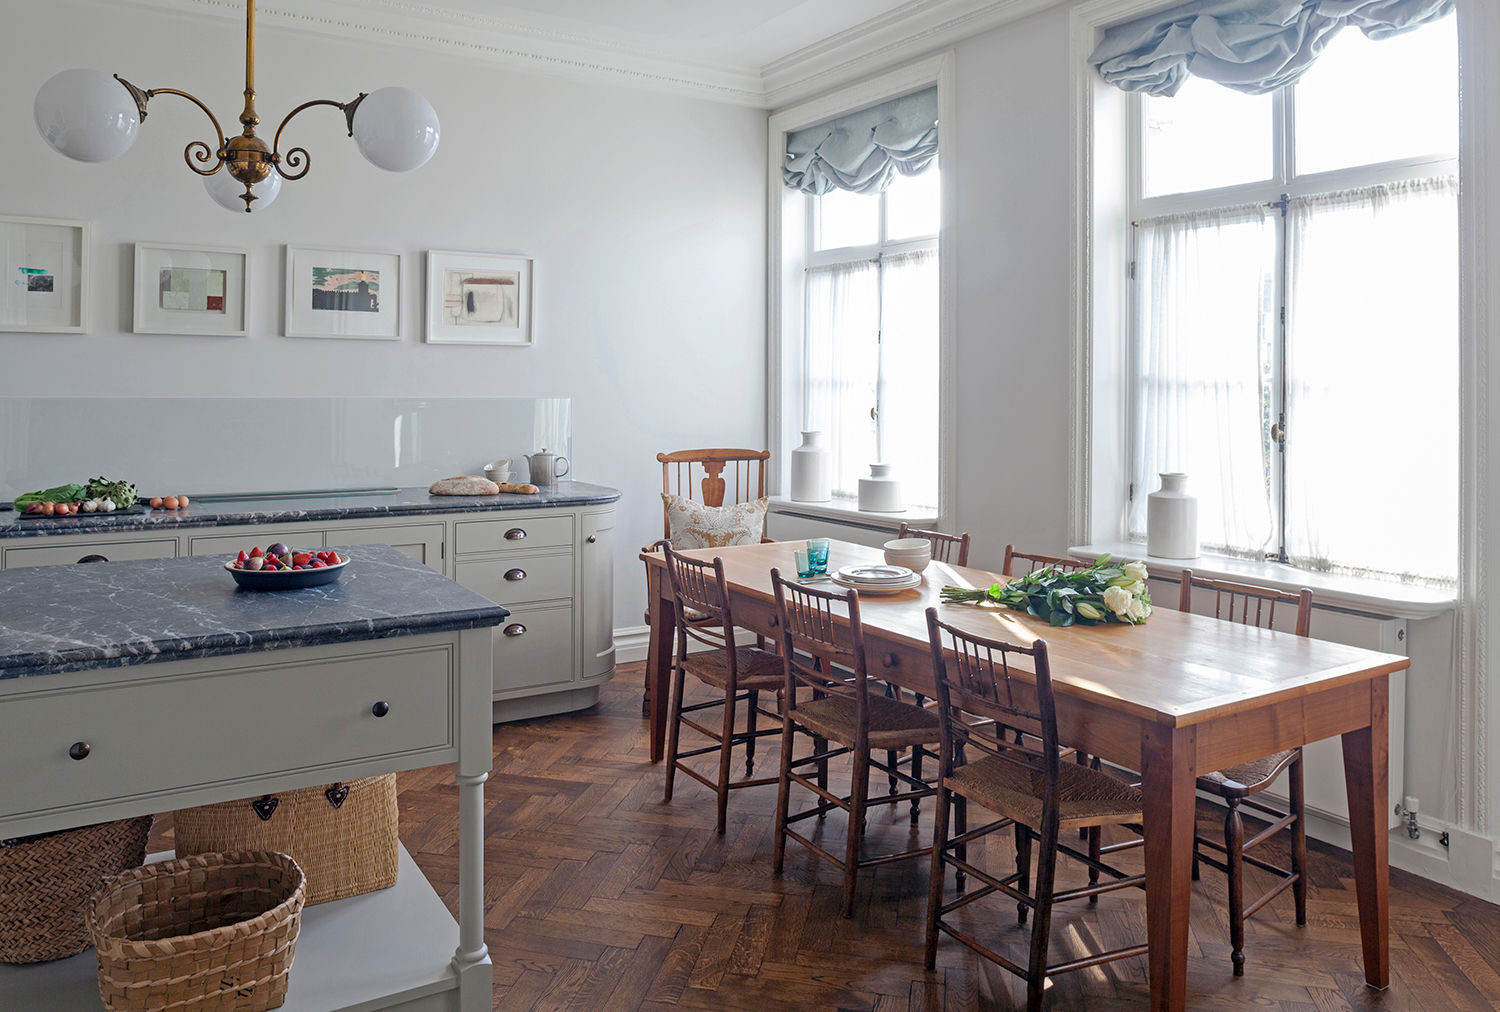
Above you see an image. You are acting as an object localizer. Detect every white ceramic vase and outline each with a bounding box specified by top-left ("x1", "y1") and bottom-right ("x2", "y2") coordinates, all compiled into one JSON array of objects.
[
  {"x1": 789, "y1": 431, "x2": 831, "y2": 502},
  {"x1": 858, "y1": 463, "x2": 903, "y2": 513},
  {"x1": 1146, "y1": 472, "x2": 1199, "y2": 560}
]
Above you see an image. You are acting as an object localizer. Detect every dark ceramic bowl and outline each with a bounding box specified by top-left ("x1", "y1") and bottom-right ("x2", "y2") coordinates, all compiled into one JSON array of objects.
[{"x1": 224, "y1": 552, "x2": 349, "y2": 591}]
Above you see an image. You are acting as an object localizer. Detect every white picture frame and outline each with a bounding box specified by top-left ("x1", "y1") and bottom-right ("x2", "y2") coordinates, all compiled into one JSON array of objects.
[
  {"x1": 133, "y1": 243, "x2": 249, "y2": 337},
  {"x1": 424, "y1": 250, "x2": 533, "y2": 346},
  {"x1": 284, "y1": 244, "x2": 401, "y2": 340},
  {"x1": 0, "y1": 214, "x2": 89, "y2": 334}
]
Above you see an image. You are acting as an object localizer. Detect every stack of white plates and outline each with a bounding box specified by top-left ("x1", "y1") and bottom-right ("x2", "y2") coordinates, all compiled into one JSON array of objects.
[{"x1": 831, "y1": 564, "x2": 922, "y2": 594}]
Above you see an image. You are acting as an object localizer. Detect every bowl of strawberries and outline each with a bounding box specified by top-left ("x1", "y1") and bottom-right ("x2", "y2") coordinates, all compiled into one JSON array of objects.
[{"x1": 225, "y1": 542, "x2": 349, "y2": 591}]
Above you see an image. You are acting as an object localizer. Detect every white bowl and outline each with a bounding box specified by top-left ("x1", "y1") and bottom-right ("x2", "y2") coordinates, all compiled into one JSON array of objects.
[{"x1": 883, "y1": 538, "x2": 931, "y2": 571}]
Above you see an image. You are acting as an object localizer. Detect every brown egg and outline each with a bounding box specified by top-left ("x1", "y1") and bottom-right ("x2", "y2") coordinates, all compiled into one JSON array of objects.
[
  {"x1": 177, "y1": 495, "x2": 190, "y2": 507},
  {"x1": 163, "y1": 496, "x2": 179, "y2": 510},
  {"x1": 150, "y1": 496, "x2": 163, "y2": 508}
]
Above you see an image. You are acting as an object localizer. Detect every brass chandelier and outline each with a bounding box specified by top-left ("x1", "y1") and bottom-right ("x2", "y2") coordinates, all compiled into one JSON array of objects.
[{"x1": 34, "y1": 0, "x2": 440, "y2": 212}]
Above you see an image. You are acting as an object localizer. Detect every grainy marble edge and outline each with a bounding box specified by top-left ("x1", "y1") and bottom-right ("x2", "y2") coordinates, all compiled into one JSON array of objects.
[
  {"x1": 0, "y1": 607, "x2": 510, "y2": 680},
  {"x1": 0, "y1": 488, "x2": 623, "y2": 538}
]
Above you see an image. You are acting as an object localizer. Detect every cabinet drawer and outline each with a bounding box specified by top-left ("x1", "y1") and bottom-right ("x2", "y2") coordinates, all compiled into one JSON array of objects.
[
  {"x1": 332, "y1": 523, "x2": 445, "y2": 571},
  {"x1": 455, "y1": 551, "x2": 573, "y2": 606},
  {"x1": 190, "y1": 528, "x2": 325, "y2": 557},
  {"x1": 491, "y1": 605, "x2": 575, "y2": 697},
  {"x1": 456, "y1": 514, "x2": 573, "y2": 554},
  {"x1": 3, "y1": 538, "x2": 178, "y2": 569},
  {"x1": 0, "y1": 642, "x2": 453, "y2": 819}
]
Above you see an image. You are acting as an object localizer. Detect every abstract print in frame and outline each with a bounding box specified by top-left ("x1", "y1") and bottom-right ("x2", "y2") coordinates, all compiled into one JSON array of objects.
[
  {"x1": 284, "y1": 245, "x2": 401, "y2": 340},
  {"x1": 133, "y1": 243, "x2": 249, "y2": 336},
  {"x1": 425, "y1": 250, "x2": 533, "y2": 346},
  {"x1": 0, "y1": 215, "x2": 89, "y2": 334}
]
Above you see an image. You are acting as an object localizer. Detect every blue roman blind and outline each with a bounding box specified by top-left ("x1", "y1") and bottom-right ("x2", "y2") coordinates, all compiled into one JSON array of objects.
[
  {"x1": 783, "y1": 86, "x2": 938, "y2": 196},
  {"x1": 1088, "y1": 0, "x2": 1453, "y2": 96}
]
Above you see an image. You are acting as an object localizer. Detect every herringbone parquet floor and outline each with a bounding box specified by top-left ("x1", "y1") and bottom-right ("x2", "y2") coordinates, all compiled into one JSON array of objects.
[{"x1": 383, "y1": 665, "x2": 1500, "y2": 1011}]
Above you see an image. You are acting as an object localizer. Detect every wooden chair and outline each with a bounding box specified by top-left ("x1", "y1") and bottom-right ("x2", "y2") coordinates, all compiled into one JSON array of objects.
[
  {"x1": 661, "y1": 545, "x2": 784, "y2": 835},
  {"x1": 923, "y1": 609, "x2": 1146, "y2": 1010},
  {"x1": 643, "y1": 449, "x2": 772, "y2": 710},
  {"x1": 1180, "y1": 570, "x2": 1313, "y2": 977},
  {"x1": 896, "y1": 523, "x2": 970, "y2": 566},
  {"x1": 770, "y1": 570, "x2": 943, "y2": 917},
  {"x1": 1001, "y1": 545, "x2": 1088, "y2": 577}
]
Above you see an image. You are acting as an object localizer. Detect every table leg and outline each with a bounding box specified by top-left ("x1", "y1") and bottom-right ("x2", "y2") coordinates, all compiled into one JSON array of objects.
[
  {"x1": 1342, "y1": 674, "x2": 1390, "y2": 990},
  {"x1": 646, "y1": 565, "x2": 674, "y2": 763},
  {"x1": 452, "y1": 770, "x2": 491, "y2": 1010},
  {"x1": 1141, "y1": 724, "x2": 1196, "y2": 1012}
]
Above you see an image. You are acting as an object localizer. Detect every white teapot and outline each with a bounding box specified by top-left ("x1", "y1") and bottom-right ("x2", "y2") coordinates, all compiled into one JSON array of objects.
[{"x1": 523, "y1": 449, "x2": 569, "y2": 485}]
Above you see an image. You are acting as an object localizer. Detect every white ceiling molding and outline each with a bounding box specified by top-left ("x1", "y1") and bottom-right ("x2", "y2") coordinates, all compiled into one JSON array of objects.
[{"x1": 103, "y1": 0, "x2": 1071, "y2": 109}]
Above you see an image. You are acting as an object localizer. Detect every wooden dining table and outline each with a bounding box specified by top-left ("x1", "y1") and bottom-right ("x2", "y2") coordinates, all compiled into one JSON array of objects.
[{"x1": 640, "y1": 539, "x2": 1409, "y2": 1011}]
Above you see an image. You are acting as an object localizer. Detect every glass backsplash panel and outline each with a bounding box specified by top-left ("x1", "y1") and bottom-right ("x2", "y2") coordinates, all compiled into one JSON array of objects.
[{"x1": 0, "y1": 397, "x2": 571, "y2": 498}]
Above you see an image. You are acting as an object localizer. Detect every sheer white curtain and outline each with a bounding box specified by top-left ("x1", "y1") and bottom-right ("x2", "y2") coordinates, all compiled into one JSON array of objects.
[
  {"x1": 878, "y1": 249, "x2": 940, "y2": 510},
  {"x1": 1131, "y1": 204, "x2": 1277, "y2": 554},
  {"x1": 1284, "y1": 175, "x2": 1458, "y2": 582},
  {"x1": 805, "y1": 260, "x2": 878, "y2": 498}
]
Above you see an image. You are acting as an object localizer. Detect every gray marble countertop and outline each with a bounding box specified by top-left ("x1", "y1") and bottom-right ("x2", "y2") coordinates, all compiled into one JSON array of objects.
[
  {"x1": 0, "y1": 481, "x2": 621, "y2": 538},
  {"x1": 0, "y1": 544, "x2": 509, "y2": 679}
]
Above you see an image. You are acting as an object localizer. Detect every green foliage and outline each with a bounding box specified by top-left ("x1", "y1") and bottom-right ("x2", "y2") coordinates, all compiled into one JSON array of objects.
[{"x1": 939, "y1": 553, "x2": 1153, "y2": 626}]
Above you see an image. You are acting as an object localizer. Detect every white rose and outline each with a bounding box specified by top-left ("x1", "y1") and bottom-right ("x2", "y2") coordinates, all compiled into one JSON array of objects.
[
  {"x1": 1123, "y1": 561, "x2": 1149, "y2": 583},
  {"x1": 1126, "y1": 596, "x2": 1151, "y2": 622},
  {"x1": 1124, "y1": 580, "x2": 1147, "y2": 598},
  {"x1": 1102, "y1": 585, "x2": 1133, "y2": 619}
]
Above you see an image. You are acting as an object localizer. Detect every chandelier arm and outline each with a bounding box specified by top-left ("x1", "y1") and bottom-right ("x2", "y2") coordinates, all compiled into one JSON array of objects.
[
  {"x1": 270, "y1": 98, "x2": 353, "y2": 181},
  {"x1": 131, "y1": 85, "x2": 229, "y2": 176}
]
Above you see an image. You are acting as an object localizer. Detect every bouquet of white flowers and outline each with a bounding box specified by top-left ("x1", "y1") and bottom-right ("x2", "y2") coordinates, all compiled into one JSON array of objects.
[{"x1": 939, "y1": 554, "x2": 1152, "y2": 627}]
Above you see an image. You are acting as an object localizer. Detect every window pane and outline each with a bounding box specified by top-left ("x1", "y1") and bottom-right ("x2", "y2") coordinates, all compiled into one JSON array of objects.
[
  {"x1": 1131, "y1": 209, "x2": 1277, "y2": 553},
  {"x1": 813, "y1": 188, "x2": 879, "y2": 251},
  {"x1": 1283, "y1": 178, "x2": 1458, "y2": 582},
  {"x1": 805, "y1": 261, "x2": 880, "y2": 497},
  {"x1": 878, "y1": 250, "x2": 940, "y2": 510},
  {"x1": 1294, "y1": 18, "x2": 1457, "y2": 176},
  {"x1": 886, "y1": 165, "x2": 940, "y2": 242},
  {"x1": 1142, "y1": 77, "x2": 1273, "y2": 198}
]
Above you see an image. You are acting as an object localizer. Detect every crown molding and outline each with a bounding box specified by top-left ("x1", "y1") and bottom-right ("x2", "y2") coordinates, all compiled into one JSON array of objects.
[{"x1": 101, "y1": 0, "x2": 1071, "y2": 109}]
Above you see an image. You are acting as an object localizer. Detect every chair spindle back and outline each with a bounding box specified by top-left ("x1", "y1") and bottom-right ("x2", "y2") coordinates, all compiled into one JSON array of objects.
[
  {"x1": 1178, "y1": 570, "x2": 1313, "y2": 638},
  {"x1": 1002, "y1": 545, "x2": 1088, "y2": 578},
  {"x1": 658, "y1": 449, "x2": 769, "y2": 539},
  {"x1": 770, "y1": 569, "x2": 870, "y2": 721},
  {"x1": 662, "y1": 544, "x2": 736, "y2": 657},
  {"x1": 897, "y1": 524, "x2": 971, "y2": 566}
]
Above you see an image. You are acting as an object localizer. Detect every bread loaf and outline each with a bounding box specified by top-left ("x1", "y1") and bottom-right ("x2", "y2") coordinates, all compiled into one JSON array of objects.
[
  {"x1": 495, "y1": 482, "x2": 540, "y2": 495},
  {"x1": 429, "y1": 476, "x2": 500, "y2": 496}
]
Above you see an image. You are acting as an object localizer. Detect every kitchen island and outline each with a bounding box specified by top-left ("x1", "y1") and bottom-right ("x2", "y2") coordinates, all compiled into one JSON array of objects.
[
  {"x1": 0, "y1": 545, "x2": 505, "y2": 1011},
  {"x1": 0, "y1": 481, "x2": 622, "y2": 723}
]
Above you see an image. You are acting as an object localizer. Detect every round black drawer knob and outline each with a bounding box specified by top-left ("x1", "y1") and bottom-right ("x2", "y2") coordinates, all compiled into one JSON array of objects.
[
  {"x1": 371, "y1": 701, "x2": 391, "y2": 718},
  {"x1": 68, "y1": 741, "x2": 91, "y2": 761},
  {"x1": 503, "y1": 623, "x2": 527, "y2": 637},
  {"x1": 504, "y1": 528, "x2": 527, "y2": 541},
  {"x1": 504, "y1": 568, "x2": 527, "y2": 582},
  {"x1": 586, "y1": 535, "x2": 597, "y2": 544}
]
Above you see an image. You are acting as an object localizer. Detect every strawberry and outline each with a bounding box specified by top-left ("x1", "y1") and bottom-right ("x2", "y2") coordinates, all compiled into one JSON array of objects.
[
  {"x1": 249, "y1": 546, "x2": 264, "y2": 558},
  {"x1": 310, "y1": 560, "x2": 326, "y2": 568},
  {"x1": 237, "y1": 550, "x2": 249, "y2": 563},
  {"x1": 292, "y1": 552, "x2": 313, "y2": 566}
]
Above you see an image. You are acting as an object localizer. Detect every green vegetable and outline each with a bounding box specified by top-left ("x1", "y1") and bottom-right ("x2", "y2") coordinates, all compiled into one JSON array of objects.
[
  {"x1": 14, "y1": 483, "x2": 87, "y2": 508},
  {"x1": 84, "y1": 475, "x2": 138, "y2": 510}
]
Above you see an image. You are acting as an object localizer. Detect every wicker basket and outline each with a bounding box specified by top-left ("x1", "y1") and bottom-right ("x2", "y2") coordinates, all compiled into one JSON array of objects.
[
  {"x1": 89, "y1": 850, "x2": 305, "y2": 1012},
  {"x1": 0, "y1": 816, "x2": 153, "y2": 964},
  {"x1": 173, "y1": 775, "x2": 398, "y2": 906}
]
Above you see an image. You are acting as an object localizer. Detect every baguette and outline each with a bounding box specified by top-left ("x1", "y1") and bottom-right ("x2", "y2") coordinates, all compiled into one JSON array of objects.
[{"x1": 495, "y1": 482, "x2": 540, "y2": 495}]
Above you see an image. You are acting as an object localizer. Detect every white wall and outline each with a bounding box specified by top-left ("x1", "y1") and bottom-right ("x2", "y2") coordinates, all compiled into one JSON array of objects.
[{"x1": 0, "y1": 0, "x2": 768, "y2": 631}]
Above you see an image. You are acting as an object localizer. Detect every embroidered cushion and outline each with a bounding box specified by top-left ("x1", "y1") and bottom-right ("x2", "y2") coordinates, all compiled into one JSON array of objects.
[{"x1": 663, "y1": 494, "x2": 768, "y2": 550}]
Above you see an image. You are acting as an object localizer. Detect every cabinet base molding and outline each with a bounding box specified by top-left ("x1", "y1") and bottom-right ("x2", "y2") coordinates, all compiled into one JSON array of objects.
[{"x1": 492, "y1": 684, "x2": 602, "y2": 724}]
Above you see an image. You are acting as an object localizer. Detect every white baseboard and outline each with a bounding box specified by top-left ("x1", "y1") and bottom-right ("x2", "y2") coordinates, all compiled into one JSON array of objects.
[{"x1": 612, "y1": 624, "x2": 758, "y2": 664}]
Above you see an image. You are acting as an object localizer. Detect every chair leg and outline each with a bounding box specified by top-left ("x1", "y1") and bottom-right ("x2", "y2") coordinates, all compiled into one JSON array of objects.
[
  {"x1": 715, "y1": 685, "x2": 736, "y2": 835},
  {"x1": 954, "y1": 794, "x2": 968, "y2": 893},
  {"x1": 1088, "y1": 825, "x2": 1101, "y2": 904},
  {"x1": 910, "y1": 693, "x2": 927, "y2": 824},
  {"x1": 745, "y1": 689, "x2": 759, "y2": 779},
  {"x1": 1014, "y1": 822, "x2": 1032, "y2": 926},
  {"x1": 663, "y1": 662, "x2": 687, "y2": 802},
  {"x1": 1225, "y1": 798, "x2": 1246, "y2": 977},
  {"x1": 1026, "y1": 818, "x2": 1060, "y2": 1012},
  {"x1": 883, "y1": 684, "x2": 900, "y2": 797},
  {"x1": 773, "y1": 717, "x2": 794, "y2": 875},
  {"x1": 924, "y1": 784, "x2": 953, "y2": 970},
  {"x1": 816, "y1": 734, "x2": 830, "y2": 817},
  {"x1": 1290, "y1": 752, "x2": 1308, "y2": 927},
  {"x1": 842, "y1": 748, "x2": 871, "y2": 918}
]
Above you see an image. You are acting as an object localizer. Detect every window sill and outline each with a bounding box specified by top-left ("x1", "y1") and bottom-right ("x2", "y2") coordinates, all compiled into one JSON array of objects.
[
  {"x1": 769, "y1": 496, "x2": 938, "y2": 532},
  {"x1": 1068, "y1": 542, "x2": 1455, "y2": 622}
]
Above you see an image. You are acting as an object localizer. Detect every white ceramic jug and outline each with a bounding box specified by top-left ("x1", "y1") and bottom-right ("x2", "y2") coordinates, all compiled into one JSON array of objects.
[{"x1": 1146, "y1": 472, "x2": 1199, "y2": 559}]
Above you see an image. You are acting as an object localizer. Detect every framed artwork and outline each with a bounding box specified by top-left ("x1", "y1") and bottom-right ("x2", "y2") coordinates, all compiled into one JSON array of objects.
[
  {"x1": 133, "y1": 243, "x2": 249, "y2": 337},
  {"x1": 424, "y1": 250, "x2": 533, "y2": 346},
  {"x1": 0, "y1": 215, "x2": 89, "y2": 333},
  {"x1": 284, "y1": 245, "x2": 400, "y2": 340}
]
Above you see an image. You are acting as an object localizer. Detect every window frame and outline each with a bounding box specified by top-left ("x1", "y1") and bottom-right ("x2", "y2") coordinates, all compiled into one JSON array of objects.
[
  {"x1": 766, "y1": 54, "x2": 956, "y2": 528},
  {"x1": 1125, "y1": 27, "x2": 1459, "y2": 568}
]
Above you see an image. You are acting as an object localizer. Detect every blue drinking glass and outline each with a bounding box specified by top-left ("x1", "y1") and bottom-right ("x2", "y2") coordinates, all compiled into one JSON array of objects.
[
  {"x1": 807, "y1": 538, "x2": 831, "y2": 575},
  {"x1": 795, "y1": 548, "x2": 816, "y2": 579}
]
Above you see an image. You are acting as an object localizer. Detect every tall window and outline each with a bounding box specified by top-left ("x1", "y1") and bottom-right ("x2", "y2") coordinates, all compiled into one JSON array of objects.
[
  {"x1": 1129, "y1": 16, "x2": 1458, "y2": 584},
  {"x1": 804, "y1": 165, "x2": 940, "y2": 508}
]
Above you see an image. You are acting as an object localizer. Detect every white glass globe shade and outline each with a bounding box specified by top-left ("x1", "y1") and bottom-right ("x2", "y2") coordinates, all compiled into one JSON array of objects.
[
  {"x1": 204, "y1": 167, "x2": 282, "y2": 213},
  {"x1": 351, "y1": 87, "x2": 440, "y2": 172},
  {"x1": 34, "y1": 69, "x2": 140, "y2": 162}
]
